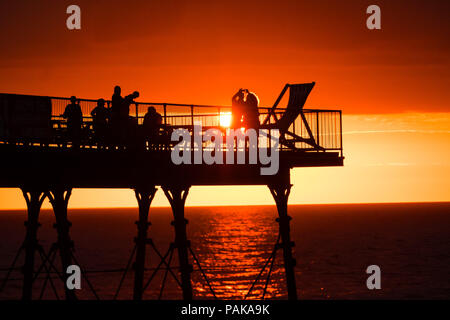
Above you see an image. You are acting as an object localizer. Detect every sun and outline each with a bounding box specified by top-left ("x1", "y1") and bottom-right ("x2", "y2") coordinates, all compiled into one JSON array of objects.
[{"x1": 219, "y1": 112, "x2": 232, "y2": 127}]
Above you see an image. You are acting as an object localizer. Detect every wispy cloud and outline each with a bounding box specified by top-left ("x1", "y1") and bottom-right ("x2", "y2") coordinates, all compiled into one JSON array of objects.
[
  {"x1": 343, "y1": 129, "x2": 450, "y2": 135},
  {"x1": 364, "y1": 162, "x2": 415, "y2": 167}
]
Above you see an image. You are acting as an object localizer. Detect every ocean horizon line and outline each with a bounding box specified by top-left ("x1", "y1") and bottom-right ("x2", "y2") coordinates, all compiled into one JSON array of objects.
[{"x1": 0, "y1": 200, "x2": 449, "y2": 212}]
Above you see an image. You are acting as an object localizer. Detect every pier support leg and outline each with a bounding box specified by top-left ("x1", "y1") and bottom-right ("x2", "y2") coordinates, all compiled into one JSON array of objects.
[
  {"x1": 21, "y1": 189, "x2": 46, "y2": 301},
  {"x1": 269, "y1": 184, "x2": 297, "y2": 300},
  {"x1": 163, "y1": 185, "x2": 193, "y2": 300},
  {"x1": 47, "y1": 188, "x2": 76, "y2": 301},
  {"x1": 133, "y1": 187, "x2": 157, "y2": 300}
]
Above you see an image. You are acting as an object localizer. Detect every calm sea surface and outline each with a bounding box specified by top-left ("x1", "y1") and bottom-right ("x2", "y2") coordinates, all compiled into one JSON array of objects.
[{"x1": 0, "y1": 203, "x2": 449, "y2": 300}]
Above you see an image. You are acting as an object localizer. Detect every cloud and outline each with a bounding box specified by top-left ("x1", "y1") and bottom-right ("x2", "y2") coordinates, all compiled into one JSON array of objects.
[{"x1": 344, "y1": 129, "x2": 450, "y2": 135}]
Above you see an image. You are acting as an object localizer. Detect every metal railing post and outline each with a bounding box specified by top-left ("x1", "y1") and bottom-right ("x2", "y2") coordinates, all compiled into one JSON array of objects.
[
  {"x1": 163, "y1": 104, "x2": 167, "y2": 127},
  {"x1": 316, "y1": 111, "x2": 320, "y2": 147}
]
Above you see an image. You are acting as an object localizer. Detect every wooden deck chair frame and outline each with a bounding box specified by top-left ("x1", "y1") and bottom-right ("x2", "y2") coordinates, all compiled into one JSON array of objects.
[{"x1": 262, "y1": 83, "x2": 324, "y2": 151}]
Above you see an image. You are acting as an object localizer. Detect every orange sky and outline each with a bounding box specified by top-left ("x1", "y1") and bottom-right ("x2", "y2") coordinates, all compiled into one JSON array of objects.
[
  {"x1": 0, "y1": 0, "x2": 449, "y2": 113},
  {"x1": 0, "y1": 0, "x2": 449, "y2": 209}
]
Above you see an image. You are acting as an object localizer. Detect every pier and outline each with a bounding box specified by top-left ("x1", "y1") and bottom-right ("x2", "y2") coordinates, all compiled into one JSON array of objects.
[{"x1": 0, "y1": 83, "x2": 343, "y2": 300}]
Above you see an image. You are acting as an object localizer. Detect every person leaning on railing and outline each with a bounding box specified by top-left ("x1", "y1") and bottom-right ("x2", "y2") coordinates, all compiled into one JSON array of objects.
[
  {"x1": 143, "y1": 106, "x2": 162, "y2": 147},
  {"x1": 62, "y1": 95, "x2": 82, "y2": 147},
  {"x1": 122, "y1": 91, "x2": 139, "y2": 124},
  {"x1": 122, "y1": 91, "x2": 140, "y2": 147},
  {"x1": 243, "y1": 89, "x2": 260, "y2": 129},
  {"x1": 90, "y1": 98, "x2": 109, "y2": 145}
]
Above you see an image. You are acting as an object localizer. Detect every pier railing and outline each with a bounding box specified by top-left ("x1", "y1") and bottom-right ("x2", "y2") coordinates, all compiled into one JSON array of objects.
[
  {"x1": 48, "y1": 97, "x2": 342, "y2": 154},
  {"x1": 0, "y1": 95, "x2": 341, "y2": 155}
]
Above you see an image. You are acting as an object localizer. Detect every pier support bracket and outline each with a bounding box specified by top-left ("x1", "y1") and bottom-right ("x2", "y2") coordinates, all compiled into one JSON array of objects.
[
  {"x1": 268, "y1": 183, "x2": 297, "y2": 300},
  {"x1": 46, "y1": 187, "x2": 77, "y2": 301},
  {"x1": 20, "y1": 189, "x2": 46, "y2": 300},
  {"x1": 133, "y1": 186, "x2": 157, "y2": 300},
  {"x1": 162, "y1": 185, "x2": 193, "y2": 300}
]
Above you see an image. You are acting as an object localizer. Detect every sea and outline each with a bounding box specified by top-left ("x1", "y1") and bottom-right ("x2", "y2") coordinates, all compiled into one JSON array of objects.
[{"x1": 0, "y1": 202, "x2": 449, "y2": 300}]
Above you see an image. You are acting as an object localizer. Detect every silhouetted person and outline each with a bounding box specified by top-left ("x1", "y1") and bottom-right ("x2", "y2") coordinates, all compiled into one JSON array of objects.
[
  {"x1": 63, "y1": 96, "x2": 82, "y2": 147},
  {"x1": 231, "y1": 88, "x2": 246, "y2": 128},
  {"x1": 143, "y1": 106, "x2": 162, "y2": 140},
  {"x1": 111, "y1": 85, "x2": 123, "y2": 129},
  {"x1": 110, "y1": 85, "x2": 127, "y2": 146},
  {"x1": 243, "y1": 90, "x2": 260, "y2": 129},
  {"x1": 117, "y1": 90, "x2": 139, "y2": 148},
  {"x1": 122, "y1": 91, "x2": 140, "y2": 122},
  {"x1": 90, "y1": 98, "x2": 109, "y2": 144}
]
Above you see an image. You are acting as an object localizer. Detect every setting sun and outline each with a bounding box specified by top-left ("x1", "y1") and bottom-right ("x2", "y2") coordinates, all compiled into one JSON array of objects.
[{"x1": 219, "y1": 112, "x2": 232, "y2": 127}]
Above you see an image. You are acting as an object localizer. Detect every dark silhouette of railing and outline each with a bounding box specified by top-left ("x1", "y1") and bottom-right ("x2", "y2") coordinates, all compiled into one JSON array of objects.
[
  {"x1": 0, "y1": 95, "x2": 342, "y2": 155},
  {"x1": 44, "y1": 96, "x2": 342, "y2": 154}
]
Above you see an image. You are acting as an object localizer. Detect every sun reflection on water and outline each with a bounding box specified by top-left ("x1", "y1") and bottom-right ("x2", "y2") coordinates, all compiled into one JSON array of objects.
[{"x1": 189, "y1": 206, "x2": 287, "y2": 299}]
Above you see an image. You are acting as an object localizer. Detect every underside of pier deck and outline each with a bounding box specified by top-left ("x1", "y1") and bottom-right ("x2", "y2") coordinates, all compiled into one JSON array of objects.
[{"x1": 0, "y1": 145, "x2": 343, "y2": 188}]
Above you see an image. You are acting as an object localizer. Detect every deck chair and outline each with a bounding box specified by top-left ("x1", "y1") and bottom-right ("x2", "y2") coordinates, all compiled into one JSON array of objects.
[{"x1": 262, "y1": 82, "x2": 323, "y2": 150}]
